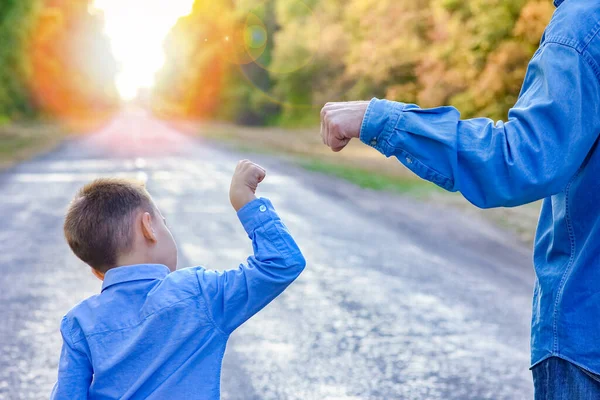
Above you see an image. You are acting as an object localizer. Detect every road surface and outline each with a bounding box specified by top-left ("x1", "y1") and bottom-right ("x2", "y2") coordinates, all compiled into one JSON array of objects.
[{"x1": 0, "y1": 111, "x2": 536, "y2": 399}]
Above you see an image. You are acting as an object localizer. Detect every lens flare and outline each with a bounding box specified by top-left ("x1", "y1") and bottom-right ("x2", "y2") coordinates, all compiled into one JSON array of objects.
[
  {"x1": 150, "y1": 0, "x2": 325, "y2": 119},
  {"x1": 252, "y1": 0, "x2": 319, "y2": 75},
  {"x1": 232, "y1": 0, "x2": 322, "y2": 109},
  {"x1": 218, "y1": 11, "x2": 267, "y2": 66},
  {"x1": 245, "y1": 23, "x2": 267, "y2": 50}
]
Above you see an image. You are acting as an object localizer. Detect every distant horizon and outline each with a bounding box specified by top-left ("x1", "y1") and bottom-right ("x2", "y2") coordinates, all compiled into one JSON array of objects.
[{"x1": 92, "y1": 0, "x2": 195, "y2": 100}]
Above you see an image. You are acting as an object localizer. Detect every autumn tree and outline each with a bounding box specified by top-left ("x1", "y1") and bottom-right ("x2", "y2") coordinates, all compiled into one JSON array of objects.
[
  {"x1": 0, "y1": 0, "x2": 118, "y2": 123},
  {"x1": 29, "y1": 0, "x2": 119, "y2": 121},
  {"x1": 154, "y1": 0, "x2": 555, "y2": 125}
]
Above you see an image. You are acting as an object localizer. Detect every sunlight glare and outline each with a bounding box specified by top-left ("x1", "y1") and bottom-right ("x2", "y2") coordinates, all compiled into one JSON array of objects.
[{"x1": 93, "y1": 0, "x2": 195, "y2": 100}]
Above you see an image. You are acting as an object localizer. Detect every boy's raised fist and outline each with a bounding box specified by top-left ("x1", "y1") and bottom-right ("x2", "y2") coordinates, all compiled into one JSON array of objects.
[{"x1": 230, "y1": 160, "x2": 267, "y2": 211}]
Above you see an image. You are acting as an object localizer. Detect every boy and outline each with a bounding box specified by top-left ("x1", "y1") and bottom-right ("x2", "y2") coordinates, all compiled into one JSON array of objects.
[{"x1": 51, "y1": 160, "x2": 305, "y2": 399}]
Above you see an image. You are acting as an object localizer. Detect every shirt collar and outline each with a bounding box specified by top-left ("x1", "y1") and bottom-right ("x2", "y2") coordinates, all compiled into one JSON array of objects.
[
  {"x1": 554, "y1": 0, "x2": 564, "y2": 6},
  {"x1": 102, "y1": 264, "x2": 170, "y2": 292}
]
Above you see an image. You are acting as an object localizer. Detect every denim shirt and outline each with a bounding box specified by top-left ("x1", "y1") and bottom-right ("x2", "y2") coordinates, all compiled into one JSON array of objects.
[
  {"x1": 50, "y1": 198, "x2": 305, "y2": 399},
  {"x1": 361, "y1": 0, "x2": 600, "y2": 374}
]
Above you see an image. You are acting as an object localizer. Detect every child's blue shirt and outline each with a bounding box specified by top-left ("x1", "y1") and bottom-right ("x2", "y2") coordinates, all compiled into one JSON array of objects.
[{"x1": 51, "y1": 198, "x2": 305, "y2": 399}]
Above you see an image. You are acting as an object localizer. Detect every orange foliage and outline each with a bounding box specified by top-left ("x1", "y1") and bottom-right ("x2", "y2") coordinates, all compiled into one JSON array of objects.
[
  {"x1": 153, "y1": 5, "x2": 235, "y2": 119},
  {"x1": 28, "y1": 0, "x2": 118, "y2": 124},
  {"x1": 153, "y1": 0, "x2": 556, "y2": 124}
]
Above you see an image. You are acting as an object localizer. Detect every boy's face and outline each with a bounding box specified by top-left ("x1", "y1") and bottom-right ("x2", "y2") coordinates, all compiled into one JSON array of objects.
[{"x1": 151, "y1": 203, "x2": 178, "y2": 272}]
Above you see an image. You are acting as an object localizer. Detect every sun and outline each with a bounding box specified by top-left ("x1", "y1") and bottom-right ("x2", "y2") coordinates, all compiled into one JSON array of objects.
[{"x1": 93, "y1": 0, "x2": 195, "y2": 100}]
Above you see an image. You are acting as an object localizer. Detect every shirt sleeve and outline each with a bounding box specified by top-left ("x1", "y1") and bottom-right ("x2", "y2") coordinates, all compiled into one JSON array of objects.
[
  {"x1": 50, "y1": 317, "x2": 92, "y2": 400},
  {"x1": 195, "y1": 198, "x2": 306, "y2": 334},
  {"x1": 360, "y1": 42, "x2": 600, "y2": 208}
]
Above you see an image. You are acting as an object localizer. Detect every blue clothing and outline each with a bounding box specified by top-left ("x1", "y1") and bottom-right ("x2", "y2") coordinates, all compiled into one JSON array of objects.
[
  {"x1": 51, "y1": 198, "x2": 305, "y2": 399},
  {"x1": 360, "y1": 0, "x2": 600, "y2": 374},
  {"x1": 533, "y1": 357, "x2": 600, "y2": 399}
]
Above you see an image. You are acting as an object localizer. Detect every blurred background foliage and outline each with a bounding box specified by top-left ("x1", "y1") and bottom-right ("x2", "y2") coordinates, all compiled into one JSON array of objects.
[
  {"x1": 0, "y1": 0, "x2": 554, "y2": 127},
  {"x1": 0, "y1": 0, "x2": 118, "y2": 125},
  {"x1": 153, "y1": 0, "x2": 554, "y2": 126}
]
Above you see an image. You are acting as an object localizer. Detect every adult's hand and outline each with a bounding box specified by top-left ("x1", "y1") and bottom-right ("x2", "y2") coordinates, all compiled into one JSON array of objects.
[{"x1": 320, "y1": 101, "x2": 369, "y2": 152}]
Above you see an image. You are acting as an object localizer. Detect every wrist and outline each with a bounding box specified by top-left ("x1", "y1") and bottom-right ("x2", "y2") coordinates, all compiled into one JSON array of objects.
[
  {"x1": 231, "y1": 189, "x2": 257, "y2": 212},
  {"x1": 237, "y1": 198, "x2": 274, "y2": 235}
]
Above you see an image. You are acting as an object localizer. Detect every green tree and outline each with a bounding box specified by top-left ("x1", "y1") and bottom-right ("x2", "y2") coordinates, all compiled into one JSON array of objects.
[{"x1": 0, "y1": 0, "x2": 41, "y2": 121}]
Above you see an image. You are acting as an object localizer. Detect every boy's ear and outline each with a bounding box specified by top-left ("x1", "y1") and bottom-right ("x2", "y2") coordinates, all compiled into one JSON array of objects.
[
  {"x1": 141, "y1": 212, "x2": 157, "y2": 243},
  {"x1": 91, "y1": 268, "x2": 105, "y2": 281}
]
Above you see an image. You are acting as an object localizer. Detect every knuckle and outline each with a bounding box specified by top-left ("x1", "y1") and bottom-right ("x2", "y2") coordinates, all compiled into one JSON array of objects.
[{"x1": 330, "y1": 120, "x2": 340, "y2": 133}]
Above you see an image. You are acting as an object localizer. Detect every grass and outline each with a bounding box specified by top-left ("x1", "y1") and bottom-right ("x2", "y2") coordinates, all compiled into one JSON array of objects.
[
  {"x1": 0, "y1": 136, "x2": 38, "y2": 156},
  {"x1": 298, "y1": 158, "x2": 442, "y2": 197},
  {"x1": 0, "y1": 122, "x2": 66, "y2": 169},
  {"x1": 221, "y1": 136, "x2": 433, "y2": 195},
  {"x1": 0, "y1": 114, "x2": 114, "y2": 170},
  {"x1": 172, "y1": 120, "x2": 438, "y2": 195}
]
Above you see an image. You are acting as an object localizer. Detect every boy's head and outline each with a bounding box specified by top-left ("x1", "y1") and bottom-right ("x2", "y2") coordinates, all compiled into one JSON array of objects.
[{"x1": 64, "y1": 178, "x2": 178, "y2": 278}]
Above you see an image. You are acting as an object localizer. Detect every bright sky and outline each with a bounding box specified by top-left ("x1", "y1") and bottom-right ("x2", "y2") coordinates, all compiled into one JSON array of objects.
[{"x1": 93, "y1": 0, "x2": 195, "y2": 100}]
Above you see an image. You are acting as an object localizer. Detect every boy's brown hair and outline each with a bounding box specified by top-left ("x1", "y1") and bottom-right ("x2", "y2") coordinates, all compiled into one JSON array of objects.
[{"x1": 64, "y1": 178, "x2": 154, "y2": 273}]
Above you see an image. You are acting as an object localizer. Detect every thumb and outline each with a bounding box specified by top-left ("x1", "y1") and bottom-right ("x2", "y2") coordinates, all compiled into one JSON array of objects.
[{"x1": 331, "y1": 137, "x2": 350, "y2": 152}]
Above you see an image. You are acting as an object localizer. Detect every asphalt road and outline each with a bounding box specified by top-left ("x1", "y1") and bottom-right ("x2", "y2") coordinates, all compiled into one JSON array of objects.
[{"x1": 0, "y1": 111, "x2": 536, "y2": 400}]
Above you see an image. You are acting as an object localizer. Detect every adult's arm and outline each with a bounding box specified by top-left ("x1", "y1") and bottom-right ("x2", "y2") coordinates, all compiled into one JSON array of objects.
[{"x1": 323, "y1": 42, "x2": 600, "y2": 208}]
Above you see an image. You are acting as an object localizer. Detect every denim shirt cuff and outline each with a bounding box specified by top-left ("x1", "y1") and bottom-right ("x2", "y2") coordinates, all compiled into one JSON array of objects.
[
  {"x1": 359, "y1": 98, "x2": 405, "y2": 156},
  {"x1": 237, "y1": 198, "x2": 277, "y2": 235}
]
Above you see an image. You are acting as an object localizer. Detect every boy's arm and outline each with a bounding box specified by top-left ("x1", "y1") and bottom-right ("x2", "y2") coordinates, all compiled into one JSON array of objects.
[
  {"x1": 50, "y1": 317, "x2": 92, "y2": 400},
  {"x1": 195, "y1": 161, "x2": 306, "y2": 334}
]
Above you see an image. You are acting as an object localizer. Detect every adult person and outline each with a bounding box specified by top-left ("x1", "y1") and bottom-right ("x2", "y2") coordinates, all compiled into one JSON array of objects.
[{"x1": 320, "y1": 0, "x2": 600, "y2": 398}]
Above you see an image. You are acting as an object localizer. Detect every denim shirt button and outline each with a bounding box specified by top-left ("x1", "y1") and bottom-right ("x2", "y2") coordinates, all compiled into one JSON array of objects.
[
  {"x1": 406, "y1": 157, "x2": 413, "y2": 164},
  {"x1": 259, "y1": 205, "x2": 267, "y2": 212},
  {"x1": 370, "y1": 139, "x2": 377, "y2": 146}
]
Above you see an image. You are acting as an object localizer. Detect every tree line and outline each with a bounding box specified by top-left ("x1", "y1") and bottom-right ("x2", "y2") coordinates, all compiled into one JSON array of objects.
[
  {"x1": 0, "y1": 0, "x2": 118, "y2": 124},
  {"x1": 0, "y1": 0, "x2": 554, "y2": 127},
  {"x1": 153, "y1": 0, "x2": 554, "y2": 126}
]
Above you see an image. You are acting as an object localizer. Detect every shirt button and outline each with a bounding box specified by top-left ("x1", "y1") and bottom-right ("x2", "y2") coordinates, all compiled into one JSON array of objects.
[
  {"x1": 406, "y1": 157, "x2": 413, "y2": 164},
  {"x1": 259, "y1": 205, "x2": 267, "y2": 212},
  {"x1": 370, "y1": 139, "x2": 377, "y2": 146}
]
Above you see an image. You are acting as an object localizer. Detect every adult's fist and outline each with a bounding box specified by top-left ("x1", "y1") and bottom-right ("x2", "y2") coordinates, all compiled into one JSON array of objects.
[
  {"x1": 230, "y1": 160, "x2": 267, "y2": 211},
  {"x1": 320, "y1": 101, "x2": 369, "y2": 152}
]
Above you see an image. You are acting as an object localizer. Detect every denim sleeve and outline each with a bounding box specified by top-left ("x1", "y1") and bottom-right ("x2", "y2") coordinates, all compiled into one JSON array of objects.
[
  {"x1": 360, "y1": 42, "x2": 600, "y2": 208},
  {"x1": 195, "y1": 198, "x2": 306, "y2": 334},
  {"x1": 50, "y1": 317, "x2": 92, "y2": 400}
]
